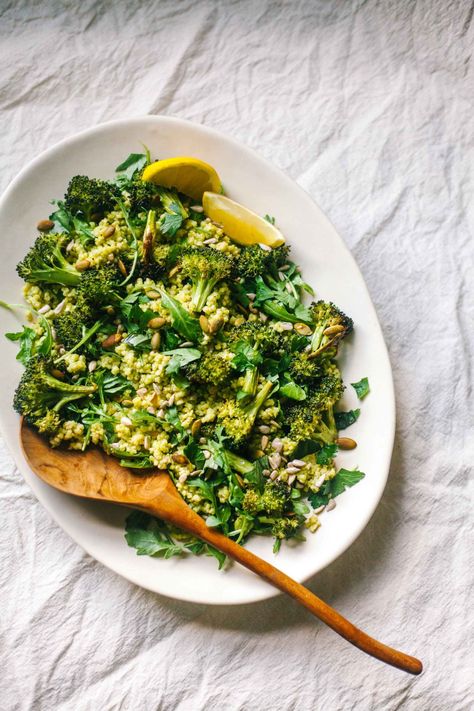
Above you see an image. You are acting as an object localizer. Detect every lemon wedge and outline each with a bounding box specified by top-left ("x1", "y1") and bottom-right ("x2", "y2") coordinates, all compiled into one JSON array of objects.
[
  {"x1": 202, "y1": 192, "x2": 285, "y2": 247},
  {"x1": 141, "y1": 157, "x2": 222, "y2": 201}
]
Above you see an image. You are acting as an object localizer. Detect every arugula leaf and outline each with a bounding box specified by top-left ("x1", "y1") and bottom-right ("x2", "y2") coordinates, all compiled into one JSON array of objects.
[
  {"x1": 351, "y1": 377, "x2": 370, "y2": 400},
  {"x1": 156, "y1": 287, "x2": 201, "y2": 342},
  {"x1": 264, "y1": 214, "x2": 275, "y2": 224},
  {"x1": 125, "y1": 511, "x2": 183, "y2": 557},
  {"x1": 115, "y1": 153, "x2": 148, "y2": 181},
  {"x1": 335, "y1": 409, "x2": 360, "y2": 430},
  {"x1": 162, "y1": 347, "x2": 201, "y2": 375},
  {"x1": 317, "y1": 443, "x2": 338, "y2": 465},
  {"x1": 6, "y1": 326, "x2": 36, "y2": 365}
]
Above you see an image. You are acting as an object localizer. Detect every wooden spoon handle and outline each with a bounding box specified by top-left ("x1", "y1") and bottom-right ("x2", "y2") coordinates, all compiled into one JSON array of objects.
[{"x1": 144, "y1": 496, "x2": 423, "y2": 675}]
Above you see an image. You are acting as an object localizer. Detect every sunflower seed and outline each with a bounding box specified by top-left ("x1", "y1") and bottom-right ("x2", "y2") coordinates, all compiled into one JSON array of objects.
[
  {"x1": 246, "y1": 293, "x2": 256, "y2": 301},
  {"x1": 287, "y1": 474, "x2": 296, "y2": 485},
  {"x1": 180, "y1": 341, "x2": 194, "y2": 348},
  {"x1": 262, "y1": 469, "x2": 270, "y2": 477},
  {"x1": 325, "y1": 499, "x2": 337, "y2": 512},
  {"x1": 147, "y1": 406, "x2": 156, "y2": 415},
  {"x1": 144, "y1": 436, "x2": 150, "y2": 449},
  {"x1": 270, "y1": 470, "x2": 279, "y2": 480},
  {"x1": 261, "y1": 435, "x2": 269, "y2": 450},
  {"x1": 259, "y1": 312, "x2": 268, "y2": 322},
  {"x1": 88, "y1": 360, "x2": 97, "y2": 372},
  {"x1": 191, "y1": 205, "x2": 204, "y2": 213},
  {"x1": 66, "y1": 240, "x2": 75, "y2": 252},
  {"x1": 178, "y1": 472, "x2": 188, "y2": 483},
  {"x1": 136, "y1": 387, "x2": 147, "y2": 396},
  {"x1": 268, "y1": 452, "x2": 281, "y2": 469},
  {"x1": 288, "y1": 459, "x2": 306, "y2": 469},
  {"x1": 167, "y1": 394, "x2": 175, "y2": 406},
  {"x1": 258, "y1": 425, "x2": 271, "y2": 434},
  {"x1": 272, "y1": 438, "x2": 283, "y2": 452},
  {"x1": 53, "y1": 299, "x2": 66, "y2": 315},
  {"x1": 38, "y1": 304, "x2": 50, "y2": 314},
  {"x1": 286, "y1": 466, "x2": 300, "y2": 474},
  {"x1": 203, "y1": 237, "x2": 217, "y2": 244},
  {"x1": 203, "y1": 450, "x2": 211, "y2": 460},
  {"x1": 313, "y1": 505, "x2": 325, "y2": 514},
  {"x1": 279, "y1": 321, "x2": 293, "y2": 331},
  {"x1": 120, "y1": 416, "x2": 132, "y2": 426},
  {"x1": 157, "y1": 409, "x2": 165, "y2": 418}
]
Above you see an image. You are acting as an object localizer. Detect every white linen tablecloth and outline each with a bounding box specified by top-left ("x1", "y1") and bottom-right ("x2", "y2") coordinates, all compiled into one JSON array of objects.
[{"x1": 0, "y1": 1, "x2": 472, "y2": 709}]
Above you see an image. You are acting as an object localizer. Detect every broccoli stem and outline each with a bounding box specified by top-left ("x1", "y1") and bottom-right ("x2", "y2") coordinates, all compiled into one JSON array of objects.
[
  {"x1": 142, "y1": 209, "x2": 156, "y2": 262},
  {"x1": 224, "y1": 449, "x2": 254, "y2": 475},
  {"x1": 191, "y1": 278, "x2": 217, "y2": 312},
  {"x1": 244, "y1": 379, "x2": 275, "y2": 421},
  {"x1": 242, "y1": 367, "x2": 258, "y2": 396}
]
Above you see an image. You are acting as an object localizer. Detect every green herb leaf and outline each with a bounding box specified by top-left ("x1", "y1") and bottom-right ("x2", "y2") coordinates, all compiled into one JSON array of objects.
[
  {"x1": 330, "y1": 468, "x2": 365, "y2": 496},
  {"x1": 351, "y1": 377, "x2": 370, "y2": 400},
  {"x1": 162, "y1": 347, "x2": 201, "y2": 375},
  {"x1": 316, "y1": 443, "x2": 338, "y2": 465},
  {"x1": 183, "y1": 441, "x2": 206, "y2": 470},
  {"x1": 6, "y1": 326, "x2": 36, "y2": 365},
  {"x1": 115, "y1": 153, "x2": 148, "y2": 180},
  {"x1": 308, "y1": 468, "x2": 365, "y2": 508},
  {"x1": 156, "y1": 287, "x2": 201, "y2": 343},
  {"x1": 291, "y1": 440, "x2": 320, "y2": 459},
  {"x1": 335, "y1": 409, "x2": 360, "y2": 430},
  {"x1": 161, "y1": 212, "x2": 183, "y2": 237},
  {"x1": 125, "y1": 511, "x2": 183, "y2": 557},
  {"x1": 264, "y1": 214, "x2": 276, "y2": 224},
  {"x1": 279, "y1": 379, "x2": 306, "y2": 401}
]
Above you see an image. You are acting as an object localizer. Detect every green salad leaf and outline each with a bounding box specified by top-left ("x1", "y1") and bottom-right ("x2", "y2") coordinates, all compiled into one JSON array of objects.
[{"x1": 351, "y1": 377, "x2": 370, "y2": 400}]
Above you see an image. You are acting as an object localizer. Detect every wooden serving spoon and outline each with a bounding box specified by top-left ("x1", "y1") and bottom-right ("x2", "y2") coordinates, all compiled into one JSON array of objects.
[{"x1": 20, "y1": 422, "x2": 422, "y2": 675}]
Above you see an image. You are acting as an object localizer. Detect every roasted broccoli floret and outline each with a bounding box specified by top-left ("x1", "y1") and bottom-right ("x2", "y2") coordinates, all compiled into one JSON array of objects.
[
  {"x1": 126, "y1": 180, "x2": 158, "y2": 215},
  {"x1": 286, "y1": 372, "x2": 343, "y2": 445},
  {"x1": 228, "y1": 321, "x2": 282, "y2": 397},
  {"x1": 79, "y1": 263, "x2": 122, "y2": 306},
  {"x1": 288, "y1": 351, "x2": 323, "y2": 384},
  {"x1": 233, "y1": 244, "x2": 290, "y2": 279},
  {"x1": 185, "y1": 351, "x2": 234, "y2": 386},
  {"x1": 271, "y1": 517, "x2": 300, "y2": 540},
  {"x1": 310, "y1": 301, "x2": 353, "y2": 355},
  {"x1": 54, "y1": 295, "x2": 96, "y2": 350},
  {"x1": 242, "y1": 481, "x2": 289, "y2": 516},
  {"x1": 35, "y1": 410, "x2": 63, "y2": 436},
  {"x1": 64, "y1": 175, "x2": 119, "y2": 221},
  {"x1": 180, "y1": 247, "x2": 234, "y2": 312},
  {"x1": 13, "y1": 355, "x2": 96, "y2": 427},
  {"x1": 218, "y1": 379, "x2": 275, "y2": 446},
  {"x1": 16, "y1": 233, "x2": 80, "y2": 287}
]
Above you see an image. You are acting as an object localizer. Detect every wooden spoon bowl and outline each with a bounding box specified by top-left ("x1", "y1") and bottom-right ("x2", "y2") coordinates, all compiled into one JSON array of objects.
[{"x1": 20, "y1": 422, "x2": 423, "y2": 675}]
